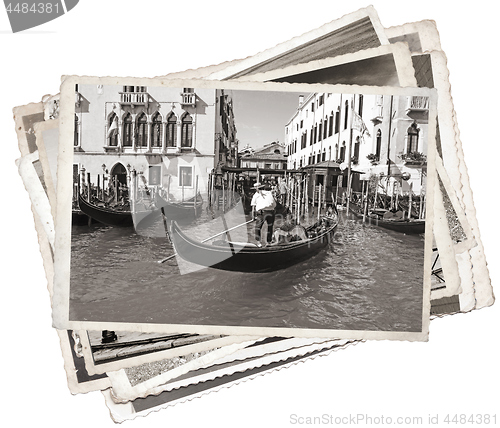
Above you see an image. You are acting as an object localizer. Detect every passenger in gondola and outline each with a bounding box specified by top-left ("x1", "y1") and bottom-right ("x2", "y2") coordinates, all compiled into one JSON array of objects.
[
  {"x1": 251, "y1": 182, "x2": 277, "y2": 247},
  {"x1": 272, "y1": 212, "x2": 308, "y2": 244}
]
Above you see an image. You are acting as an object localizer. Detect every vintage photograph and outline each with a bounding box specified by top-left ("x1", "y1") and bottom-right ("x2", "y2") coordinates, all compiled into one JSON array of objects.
[
  {"x1": 54, "y1": 79, "x2": 435, "y2": 340},
  {"x1": 5, "y1": 2, "x2": 498, "y2": 427}
]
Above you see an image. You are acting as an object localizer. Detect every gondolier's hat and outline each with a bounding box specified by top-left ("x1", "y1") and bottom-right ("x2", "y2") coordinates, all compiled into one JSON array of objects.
[{"x1": 252, "y1": 182, "x2": 265, "y2": 189}]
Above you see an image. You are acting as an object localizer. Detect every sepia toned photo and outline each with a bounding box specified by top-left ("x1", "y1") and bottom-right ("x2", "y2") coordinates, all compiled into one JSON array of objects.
[{"x1": 52, "y1": 77, "x2": 436, "y2": 341}]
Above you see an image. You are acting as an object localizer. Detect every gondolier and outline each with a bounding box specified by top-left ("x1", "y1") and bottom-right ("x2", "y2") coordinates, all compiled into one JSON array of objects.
[{"x1": 251, "y1": 182, "x2": 277, "y2": 246}]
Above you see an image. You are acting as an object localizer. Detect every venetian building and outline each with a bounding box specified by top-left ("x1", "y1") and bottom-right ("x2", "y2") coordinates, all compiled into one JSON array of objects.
[
  {"x1": 368, "y1": 94, "x2": 429, "y2": 195},
  {"x1": 284, "y1": 92, "x2": 428, "y2": 196},
  {"x1": 73, "y1": 84, "x2": 237, "y2": 201},
  {"x1": 239, "y1": 141, "x2": 288, "y2": 170},
  {"x1": 284, "y1": 93, "x2": 374, "y2": 170},
  {"x1": 284, "y1": 93, "x2": 374, "y2": 202}
]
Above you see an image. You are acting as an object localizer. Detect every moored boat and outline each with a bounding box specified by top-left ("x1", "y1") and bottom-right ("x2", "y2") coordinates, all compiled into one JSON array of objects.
[
  {"x1": 78, "y1": 192, "x2": 205, "y2": 228},
  {"x1": 349, "y1": 203, "x2": 425, "y2": 234},
  {"x1": 169, "y1": 215, "x2": 338, "y2": 272},
  {"x1": 78, "y1": 194, "x2": 134, "y2": 227}
]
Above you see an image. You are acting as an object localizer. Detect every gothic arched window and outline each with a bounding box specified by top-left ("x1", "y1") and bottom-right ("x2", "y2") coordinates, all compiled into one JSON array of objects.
[
  {"x1": 136, "y1": 112, "x2": 148, "y2": 148},
  {"x1": 166, "y1": 113, "x2": 177, "y2": 147},
  {"x1": 406, "y1": 122, "x2": 420, "y2": 154},
  {"x1": 122, "y1": 113, "x2": 133, "y2": 147},
  {"x1": 151, "y1": 112, "x2": 162, "y2": 148},
  {"x1": 74, "y1": 114, "x2": 80, "y2": 147},
  {"x1": 375, "y1": 130, "x2": 382, "y2": 160},
  {"x1": 107, "y1": 113, "x2": 118, "y2": 147},
  {"x1": 181, "y1": 113, "x2": 193, "y2": 147}
]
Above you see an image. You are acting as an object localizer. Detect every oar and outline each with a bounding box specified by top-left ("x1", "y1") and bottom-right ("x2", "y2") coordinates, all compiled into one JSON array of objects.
[{"x1": 157, "y1": 218, "x2": 255, "y2": 264}]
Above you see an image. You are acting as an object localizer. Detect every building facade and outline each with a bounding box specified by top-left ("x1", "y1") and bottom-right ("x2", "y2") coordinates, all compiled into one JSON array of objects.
[
  {"x1": 73, "y1": 84, "x2": 237, "y2": 202},
  {"x1": 284, "y1": 92, "x2": 429, "y2": 195},
  {"x1": 239, "y1": 141, "x2": 288, "y2": 171}
]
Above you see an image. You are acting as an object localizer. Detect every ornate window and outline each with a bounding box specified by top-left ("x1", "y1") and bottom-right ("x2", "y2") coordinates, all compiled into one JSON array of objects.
[
  {"x1": 344, "y1": 100, "x2": 349, "y2": 130},
  {"x1": 74, "y1": 114, "x2": 80, "y2": 147},
  {"x1": 107, "y1": 113, "x2": 118, "y2": 147},
  {"x1": 335, "y1": 107, "x2": 340, "y2": 134},
  {"x1": 375, "y1": 130, "x2": 382, "y2": 160},
  {"x1": 181, "y1": 113, "x2": 193, "y2": 148},
  {"x1": 122, "y1": 113, "x2": 133, "y2": 147},
  {"x1": 136, "y1": 112, "x2": 148, "y2": 148},
  {"x1": 340, "y1": 142, "x2": 346, "y2": 162},
  {"x1": 406, "y1": 122, "x2": 420, "y2": 153},
  {"x1": 150, "y1": 112, "x2": 162, "y2": 148},
  {"x1": 166, "y1": 113, "x2": 177, "y2": 147}
]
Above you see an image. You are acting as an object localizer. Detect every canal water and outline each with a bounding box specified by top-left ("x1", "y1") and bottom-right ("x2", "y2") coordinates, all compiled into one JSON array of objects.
[{"x1": 70, "y1": 208, "x2": 425, "y2": 333}]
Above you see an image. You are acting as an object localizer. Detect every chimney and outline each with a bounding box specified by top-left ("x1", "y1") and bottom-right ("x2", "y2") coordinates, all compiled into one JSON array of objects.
[{"x1": 298, "y1": 95, "x2": 304, "y2": 107}]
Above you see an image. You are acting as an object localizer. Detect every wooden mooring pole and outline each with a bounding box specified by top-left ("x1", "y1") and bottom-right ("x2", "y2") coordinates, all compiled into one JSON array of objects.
[
  {"x1": 208, "y1": 173, "x2": 212, "y2": 208},
  {"x1": 296, "y1": 177, "x2": 300, "y2": 221},
  {"x1": 304, "y1": 177, "x2": 308, "y2": 218},
  {"x1": 408, "y1": 182, "x2": 413, "y2": 219},
  {"x1": 194, "y1": 175, "x2": 199, "y2": 215},
  {"x1": 87, "y1": 172, "x2": 92, "y2": 202},
  {"x1": 317, "y1": 183, "x2": 322, "y2": 222}
]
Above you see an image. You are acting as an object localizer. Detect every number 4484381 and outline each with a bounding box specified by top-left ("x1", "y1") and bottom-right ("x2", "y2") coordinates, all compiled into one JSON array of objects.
[
  {"x1": 5, "y1": 3, "x2": 60, "y2": 13},
  {"x1": 444, "y1": 414, "x2": 497, "y2": 424}
]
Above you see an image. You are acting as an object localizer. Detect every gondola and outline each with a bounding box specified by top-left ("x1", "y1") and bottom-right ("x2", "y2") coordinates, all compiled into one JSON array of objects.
[
  {"x1": 169, "y1": 215, "x2": 339, "y2": 273},
  {"x1": 155, "y1": 192, "x2": 203, "y2": 220},
  {"x1": 348, "y1": 202, "x2": 425, "y2": 234},
  {"x1": 72, "y1": 207, "x2": 94, "y2": 225},
  {"x1": 78, "y1": 192, "x2": 204, "y2": 228},
  {"x1": 78, "y1": 193, "x2": 134, "y2": 227}
]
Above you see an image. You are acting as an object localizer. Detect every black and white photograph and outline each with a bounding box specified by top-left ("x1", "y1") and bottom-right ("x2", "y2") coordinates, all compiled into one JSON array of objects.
[
  {"x1": 3, "y1": 2, "x2": 498, "y2": 427},
  {"x1": 52, "y1": 78, "x2": 436, "y2": 340}
]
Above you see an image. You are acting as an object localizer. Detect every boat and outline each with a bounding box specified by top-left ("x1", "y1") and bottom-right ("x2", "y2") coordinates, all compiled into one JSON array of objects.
[
  {"x1": 155, "y1": 192, "x2": 203, "y2": 220},
  {"x1": 78, "y1": 194, "x2": 135, "y2": 227},
  {"x1": 72, "y1": 208, "x2": 94, "y2": 226},
  {"x1": 348, "y1": 202, "x2": 425, "y2": 234},
  {"x1": 78, "y1": 191, "x2": 204, "y2": 228},
  {"x1": 169, "y1": 215, "x2": 339, "y2": 272}
]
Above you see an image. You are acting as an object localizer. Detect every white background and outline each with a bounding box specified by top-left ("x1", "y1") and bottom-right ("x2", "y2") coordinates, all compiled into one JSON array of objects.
[{"x1": 1, "y1": 1, "x2": 498, "y2": 426}]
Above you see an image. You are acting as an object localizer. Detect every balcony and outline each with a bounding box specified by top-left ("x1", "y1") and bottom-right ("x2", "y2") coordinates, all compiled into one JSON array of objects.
[
  {"x1": 406, "y1": 96, "x2": 429, "y2": 123},
  {"x1": 180, "y1": 92, "x2": 196, "y2": 106},
  {"x1": 370, "y1": 104, "x2": 383, "y2": 125},
  {"x1": 119, "y1": 91, "x2": 151, "y2": 108}
]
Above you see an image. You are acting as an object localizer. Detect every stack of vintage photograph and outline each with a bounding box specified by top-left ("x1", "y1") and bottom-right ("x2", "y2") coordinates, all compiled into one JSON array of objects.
[{"x1": 13, "y1": 5, "x2": 494, "y2": 423}]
